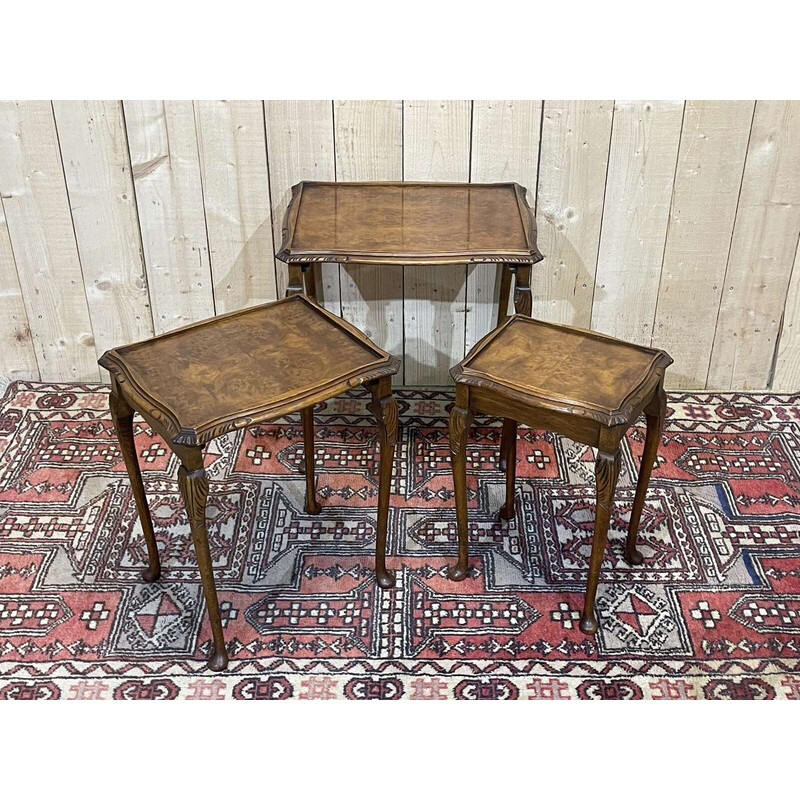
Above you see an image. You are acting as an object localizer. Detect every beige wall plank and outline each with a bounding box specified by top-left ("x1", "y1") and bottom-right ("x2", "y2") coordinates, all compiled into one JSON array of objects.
[
  {"x1": 53, "y1": 100, "x2": 154, "y2": 382},
  {"x1": 264, "y1": 100, "x2": 339, "y2": 312},
  {"x1": 772, "y1": 237, "x2": 800, "y2": 390},
  {"x1": 651, "y1": 101, "x2": 753, "y2": 389},
  {"x1": 534, "y1": 100, "x2": 613, "y2": 328},
  {"x1": 195, "y1": 100, "x2": 277, "y2": 314},
  {"x1": 123, "y1": 100, "x2": 214, "y2": 334},
  {"x1": 468, "y1": 100, "x2": 541, "y2": 349},
  {"x1": 0, "y1": 101, "x2": 99, "y2": 381},
  {"x1": 591, "y1": 101, "x2": 684, "y2": 346},
  {"x1": 0, "y1": 197, "x2": 39, "y2": 381},
  {"x1": 403, "y1": 100, "x2": 471, "y2": 384},
  {"x1": 334, "y1": 100, "x2": 403, "y2": 369},
  {"x1": 707, "y1": 101, "x2": 800, "y2": 390}
]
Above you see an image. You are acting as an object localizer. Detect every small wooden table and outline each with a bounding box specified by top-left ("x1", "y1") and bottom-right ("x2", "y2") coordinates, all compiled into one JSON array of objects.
[
  {"x1": 100, "y1": 295, "x2": 399, "y2": 671},
  {"x1": 447, "y1": 315, "x2": 672, "y2": 635},
  {"x1": 276, "y1": 181, "x2": 544, "y2": 325}
]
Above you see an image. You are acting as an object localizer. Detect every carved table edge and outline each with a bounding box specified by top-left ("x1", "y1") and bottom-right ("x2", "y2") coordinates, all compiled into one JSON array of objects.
[{"x1": 99, "y1": 352, "x2": 400, "y2": 448}]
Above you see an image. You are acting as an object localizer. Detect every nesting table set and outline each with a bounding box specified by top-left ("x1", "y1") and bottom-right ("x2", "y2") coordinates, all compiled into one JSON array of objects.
[{"x1": 101, "y1": 181, "x2": 672, "y2": 669}]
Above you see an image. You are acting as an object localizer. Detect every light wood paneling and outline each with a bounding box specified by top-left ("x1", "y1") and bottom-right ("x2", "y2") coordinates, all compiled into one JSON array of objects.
[
  {"x1": 403, "y1": 100, "x2": 471, "y2": 384},
  {"x1": 123, "y1": 100, "x2": 214, "y2": 334},
  {"x1": 53, "y1": 100, "x2": 154, "y2": 380},
  {"x1": 534, "y1": 100, "x2": 613, "y2": 328},
  {"x1": 0, "y1": 197, "x2": 38, "y2": 381},
  {"x1": 707, "y1": 101, "x2": 800, "y2": 389},
  {"x1": 773, "y1": 236, "x2": 800, "y2": 390},
  {"x1": 0, "y1": 100, "x2": 99, "y2": 381},
  {"x1": 195, "y1": 100, "x2": 277, "y2": 314},
  {"x1": 468, "y1": 100, "x2": 542, "y2": 349},
  {"x1": 334, "y1": 100, "x2": 403, "y2": 367},
  {"x1": 264, "y1": 100, "x2": 339, "y2": 312},
  {"x1": 591, "y1": 101, "x2": 684, "y2": 346},
  {"x1": 651, "y1": 101, "x2": 753, "y2": 389},
  {"x1": 3, "y1": 98, "x2": 800, "y2": 392}
]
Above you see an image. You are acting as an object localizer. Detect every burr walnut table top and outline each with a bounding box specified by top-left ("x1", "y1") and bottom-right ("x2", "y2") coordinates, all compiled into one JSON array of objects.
[
  {"x1": 277, "y1": 181, "x2": 544, "y2": 265},
  {"x1": 99, "y1": 295, "x2": 399, "y2": 447},
  {"x1": 452, "y1": 315, "x2": 673, "y2": 427}
]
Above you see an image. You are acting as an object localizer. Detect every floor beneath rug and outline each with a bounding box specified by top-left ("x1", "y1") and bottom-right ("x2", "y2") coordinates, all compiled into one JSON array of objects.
[{"x1": 0, "y1": 382, "x2": 799, "y2": 700}]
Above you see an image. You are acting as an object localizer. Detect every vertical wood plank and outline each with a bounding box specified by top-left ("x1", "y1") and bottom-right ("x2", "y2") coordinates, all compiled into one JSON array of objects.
[
  {"x1": 468, "y1": 100, "x2": 542, "y2": 349},
  {"x1": 534, "y1": 100, "x2": 613, "y2": 328},
  {"x1": 707, "y1": 101, "x2": 800, "y2": 390},
  {"x1": 334, "y1": 100, "x2": 403, "y2": 368},
  {"x1": 651, "y1": 101, "x2": 753, "y2": 388},
  {"x1": 53, "y1": 100, "x2": 154, "y2": 381},
  {"x1": 194, "y1": 100, "x2": 277, "y2": 314},
  {"x1": 772, "y1": 239, "x2": 800, "y2": 390},
  {"x1": 0, "y1": 197, "x2": 39, "y2": 380},
  {"x1": 0, "y1": 100, "x2": 99, "y2": 381},
  {"x1": 591, "y1": 101, "x2": 684, "y2": 345},
  {"x1": 123, "y1": 100, "x2": 214, "y2": 334},
  {"x1": 403, "y1": 100, "x2": 471, "y2": 384},
  {"x1": 264, "y1": 100, "x2": 339, "y2": 312}
]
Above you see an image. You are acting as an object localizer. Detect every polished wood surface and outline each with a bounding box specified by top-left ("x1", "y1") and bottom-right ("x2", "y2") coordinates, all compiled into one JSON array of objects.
[
  {"x1": 448, "y1": 314, "x2": 672, "y2": 634},
  {"x1": 100, "y1": 294, "x2": 398, "y2": 447},
  {"x1": 463, "y1": 315, "x2": 670, "y2": 424},
  {"x1": 277, "y1": 181, "x2": 543, "y2": 266},
  {"x1": 100, "y1": 295, "x2": 400, "y2": 671}
]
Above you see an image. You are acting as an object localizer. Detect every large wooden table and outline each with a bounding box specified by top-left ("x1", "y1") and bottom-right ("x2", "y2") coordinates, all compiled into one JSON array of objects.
[{"x1": 276, "y1": 181, "x2": 544, "y2": 325}]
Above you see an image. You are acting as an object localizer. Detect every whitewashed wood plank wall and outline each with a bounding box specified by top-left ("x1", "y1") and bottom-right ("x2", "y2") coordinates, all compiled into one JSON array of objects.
[{"x1": 1, "y1": 100, "x2": 800, "y2": 390}]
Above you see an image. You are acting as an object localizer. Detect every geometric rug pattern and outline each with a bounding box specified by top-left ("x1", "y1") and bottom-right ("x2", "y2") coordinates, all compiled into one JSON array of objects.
[{"x1": 1, "y1": 381, "x2": 799, "y2": 699}]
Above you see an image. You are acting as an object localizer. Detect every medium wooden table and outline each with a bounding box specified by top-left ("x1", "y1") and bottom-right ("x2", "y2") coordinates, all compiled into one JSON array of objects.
[
  {"x1": 100, "y1": 295, "x2": 400, "y2": 670},
  {"x1": 448, "y1": 314, "x2": 672, "y2": 635},
  {"x1": 276, "y1": 181, "x2": 544, "y2": 326}
]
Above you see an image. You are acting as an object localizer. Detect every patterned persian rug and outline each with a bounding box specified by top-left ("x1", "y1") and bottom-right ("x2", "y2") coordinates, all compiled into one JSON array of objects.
[{"x1": 0, "y1": 381, "x2": 798, "y2": 700}]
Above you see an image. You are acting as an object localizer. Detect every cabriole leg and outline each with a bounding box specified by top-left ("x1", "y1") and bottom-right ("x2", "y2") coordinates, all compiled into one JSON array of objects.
[
  {"x1": 580, "y1": 448, "x2": 621, "y2": 635},
  {"x1": 302, "y1": 406, "x2": 321, "y2": 514},
  {"x1": 368, "y1": 378, "x2": 398, "y2": 589},
  {"x1": 499, "y1": 418, "x2": 517, "y2": 521},
  {"x1": 497, "y1": 263, "x2": 513, "y2": 328},
  {"x1": 626, "y1": 387, "x2": 667, "y2": 565},
  {"x1": 448, "y1": 386, "x2": 474, "y2": 582},
  {"x1": 513, "y1": 264, "x2": 532, "y2": 316},
  {"x1": 109, "y1": 388, "x2": 160, "y2": 583},
  {"x1": 285, "y1": 263, "x2": 304, "y2": 297},
  {"x1": 176, "y1": 446, "x2": 228, "y2": 671}
]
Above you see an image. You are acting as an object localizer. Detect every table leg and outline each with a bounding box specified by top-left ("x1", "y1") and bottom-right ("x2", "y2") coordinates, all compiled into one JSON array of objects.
[
  {"x1": 499, "y1": 418, "x2": 518, "y2": 521},
  {"x1": 109, "y1": 389, "x2": 161, "y2": 582},
  {"x1": 581, "y1": 448, "x2": 621, "y2": 635},
  {"x1": 302, "y1": 406, "x2": 321, "y2": 514},
  {"x1": 303, "y1": 264, "x2": 319, "y2": 304},
  {"x1": 368, "y1": 377, "x2": 398, "y2": 589},
  {"x1": 175, "y1": 445, "x2": 228, "y2": 671},
  {"x1": 513, "y1": 264, "x2": 532, "y2": 316},
  {"x1": 448, "y1": 386, "x2": 474, "y2": 582},
  {"x1": 286, "y1": 263, "x2": 304, "y2": 297},
  {"x1": 626, "y1": 386, "x2": 666, "y2": 565},
  {"x1": 497, "y1": 263, "x2": 512, "y2": 328}
]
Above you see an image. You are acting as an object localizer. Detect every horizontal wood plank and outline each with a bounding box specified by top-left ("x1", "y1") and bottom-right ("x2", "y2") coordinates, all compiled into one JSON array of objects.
[
  {"x1": 264, "y1": 100, "x2": 339, "y2": 312},
  {"x1": 123, "y1": 100, "x2": 215, "y2": 334},
  {"x1": 651, "y1": 100, "x2": 753, "y2": 389},
  {"x1": 707, "y1": 100, "x2": 800, "y2": 389},
  {"x1": 334, "y1": 100, "x2": 403, "y2": 371},
  {"x1": 0, "y1": 196, "x2": 39, "y2": 380},
  {"x1": 53, "y1": 100, "x2": 154, "y2": 379},
  {"x1": 0, "y1": 100, "x2": 99, "y2": 381},
  {"x1": 591, "y1": 101, "x2": 684, "y2": 346},
  {"x1": 403, "y1": 100, "x2": 471, "y2": 384},
  {"x1": 468, "y1": 100, "x2": 541, "y2": 349},
  {"x1": 534, "y1": 100, "x2": 613, "y2": 328},
  {"x1": 195, "y1": 100, "x2": 277, "y2": 314}
]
